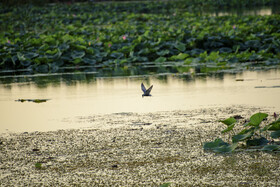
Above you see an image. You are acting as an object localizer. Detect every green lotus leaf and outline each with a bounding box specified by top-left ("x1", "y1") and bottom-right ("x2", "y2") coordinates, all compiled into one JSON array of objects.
[
  {"x1": 261, "y1": 145, "x2": 280, "y2": 151},
  {"x1": 110, "y1": 52, "x2": 124, "y2": 59},
  {"x1": 35, "y1": 64, "x2": 49, "y2": 73},
  {"x1": 174, "y1": 42, "x2": 186, "y2": 52},
  {"x1": 17, "y1": 52, "x2": 26, "y2": 61},
  {"x1": 190, "y1": 48, "x2": 204, "y2": 56},
  {"x1": 213, "y1": 143, "x2": 238, "y2": 153},
  {"x1": 59, "y1": 43, "x2": 70, "y2": 51},
  {"x1": 24, "y1": 52, "x2": 39, "y2": 59},
  {"x1": 246, "y1": 137, "x2": 269, "y2": 146},
  {"x1": 249, "y1": 113, "x2": 268, "y2": 127},
  {"x1": 159, "y1": 183, "x2": 171, "y2": 187},
  {"x1": 156, "y1": 50, "x2": 170, "y2": 56},
  {"x1": 83, "y1": 58, "x2": 96, "y2": 65},
  {"x1": 219, "y1": 117, "x2": 236, "y2": 126},
  {"x1": 267, "y1": 119, "x2": 280, "y2": 131},
  {"x1": 170, "y1": 53, "x2": 189, "y2": 61},
  {"x1": 155, "y1": 57, "x2": 166, "y2": 63},
  {"x1": 270, "y1": 130, "x2": 280, "y2": 139},
  {"x1": 71, "y1": 51, "x2": 85, "y2": 59},
  {"x1": 219, "y1": 47, "x2": 232, "y2": 53},
  {"x1": 245, "y1": 40, "x2": 261, "y2": 49},
  {"x1": 203, "y1": 138, "x2": 229, "y2": 150},
  {"x1": 20, "y1": 61, "x2": 32, "y2": 67},
  {"x1": 222, "y1": 124, "x2": 235, "y2": 134},
  {"x1": 72, "y1": 58, "x2": 82, "y2": 64},
  {"x1": 232, "y1": 130, "x2": 253, "y2": 143}
]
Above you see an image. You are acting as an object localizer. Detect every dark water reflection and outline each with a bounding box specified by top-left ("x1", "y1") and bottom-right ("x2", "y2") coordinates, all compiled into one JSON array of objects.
[{"x1": 0, "y1": 69, "x2": 280, "y2": 133}]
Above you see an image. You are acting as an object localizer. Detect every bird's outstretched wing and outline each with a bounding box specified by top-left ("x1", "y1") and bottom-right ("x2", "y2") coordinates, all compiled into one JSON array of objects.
[
  {"x1": 146, "y1": 85, "x2": 153, "y2": 95},
  {"x1": 141, "y1": 83, "x2": 147, "y2": 93}
]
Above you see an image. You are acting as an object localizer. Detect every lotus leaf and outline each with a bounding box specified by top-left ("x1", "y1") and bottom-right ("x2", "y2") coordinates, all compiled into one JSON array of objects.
[
  {"x1": 155, "y1": 57, "x2": 167, "y2": 63},
  {"x1": 71, "y1": 51, "x2": 85, "y2": 59},
  {"x1": 203, "y1": 138, "x2": 229, "y2": 150},
  {"x1": 232, "y1": 131, "x2": 253, "y2": 143},
  {"x1": 246, "y1": 137, "x2": 269, "y2": 146},
  {"x1": 0, "y1": 1, "x2": 280, "y2": 71},
  {"x1": 248, "y1": 112, "x2": 268, "y2": 127},
  {"x1": 20, "y1": 61, "x2": 32, "y2": 67},
  {"x1": 222, "y1": 124, "x2": 235, "y2": 134},
  {"x1": 219, "y1": 117, "x2": 236, "y2": 126},
  {"x1": 270, "y1": 130, "x2": 280, "y2": 139},
  {"x1": 267, "y1": 119, "x2": 280, "y2": 131},
  {"x1": 174, "y1": 42, "x2": 186, "y2": 52},
  {"x1": 213, "y1": 143, "x2": 238, "y2": 153},
  {"x1": 261, "y1": 145, "x2": 280, "y2": 151}
]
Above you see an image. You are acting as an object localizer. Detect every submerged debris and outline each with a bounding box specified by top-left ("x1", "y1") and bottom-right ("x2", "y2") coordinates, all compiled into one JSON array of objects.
[{"x1": 15, "y1": 99, "x2": 50, "y2": 103}]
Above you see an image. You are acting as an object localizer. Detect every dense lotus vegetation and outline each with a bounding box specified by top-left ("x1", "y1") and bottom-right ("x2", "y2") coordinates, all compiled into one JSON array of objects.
[{"x1": 0, "y1": 1, "x2": 280, "y2": 73}]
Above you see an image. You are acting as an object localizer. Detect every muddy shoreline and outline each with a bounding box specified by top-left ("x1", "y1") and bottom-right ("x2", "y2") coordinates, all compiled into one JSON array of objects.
[{"x1": 1, "y1": 106, "x2": 280, "y2": 186}]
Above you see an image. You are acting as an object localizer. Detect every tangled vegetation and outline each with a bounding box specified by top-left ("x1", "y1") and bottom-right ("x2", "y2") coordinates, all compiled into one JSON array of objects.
[
  {"x1": 204, "y1": 112, "x2": 280, "y2": 153},
  {"x1": 0, "y1": 1, "x2": 280, "y2": 73}
]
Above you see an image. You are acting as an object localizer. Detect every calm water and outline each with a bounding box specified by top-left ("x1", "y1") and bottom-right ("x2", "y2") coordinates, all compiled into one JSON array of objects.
[
  {"x1": 0, "y1": 69, "x2": 280, "y2": 133},
  {"x1": 202, "y1": 5, "x2": 280, "y2": 16}
]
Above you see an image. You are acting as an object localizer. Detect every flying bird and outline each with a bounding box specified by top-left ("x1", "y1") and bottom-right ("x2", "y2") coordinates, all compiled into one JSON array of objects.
[{"x1": 141, "y1": 83, "x2": 153, "y2": 97}]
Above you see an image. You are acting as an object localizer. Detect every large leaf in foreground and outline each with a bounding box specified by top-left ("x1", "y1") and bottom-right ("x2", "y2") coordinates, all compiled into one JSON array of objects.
[
  {"x1": 270, "y1": 130, "x2": 280, "y2": 139},
  {"x1": 261, "y1": 145, "x2": 280, "y2": 151},
  {"x1": 249, "y1": 112, "x2": 268, "y2": 127},
  {"x1": 219, "y1": 117, "x2": 236, "y2": 126},
  {"x1": 213, "y1": 143, "x2": 238, "y2": 153},
  {"x1": 222, "y1": 124, "x2": 235, "y2": 134},
  {"x1": 268, "y1": 119, "x2": 280, "y2": 131},
  {"x1": 246, "y1": 137, "x2": 269, "y2": 146},
  {"x1": 232, "y1": 131, "x2": 253, "y2": 143},
  {"x1": 203, "y1": 138, "x2": 229, "y2": 150}
]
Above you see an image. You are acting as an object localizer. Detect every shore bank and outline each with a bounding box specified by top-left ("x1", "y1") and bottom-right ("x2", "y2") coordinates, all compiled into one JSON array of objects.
[{"x1": 1, "y1": 106, "x2": 279, "y2": 186}]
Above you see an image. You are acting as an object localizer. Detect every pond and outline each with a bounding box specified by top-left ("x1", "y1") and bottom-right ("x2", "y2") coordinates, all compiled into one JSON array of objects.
[{"x1": 0, "y1": 68, "x2": 280, "y2": 133}]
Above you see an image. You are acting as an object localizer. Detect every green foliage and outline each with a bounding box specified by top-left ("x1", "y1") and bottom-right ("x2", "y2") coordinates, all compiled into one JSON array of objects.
[
  {"x1": 0, "y1": 1, "x2": 280, "y2": 72},
  {"x1": 219, "y1": 117, "x2": 236, "y2": 126},
  {"x1": 261, "y1": 145, "x2": 280, "y2": 151},
  {"x1": 270, "y1": 130, "x2": 280, "y2": 139},
  {"x1": 159, "y1": 183, "x2": 171, "y2": 187},
  {"x1": 204, "y1": 138, "x2": 229, "y2": 150},
  {"x1": 204, "y1": 112, "x2": 280, "y2": 153},
  {"x1": 35, "y1": 162, "x2": 42, "y2": 169},
  {"x1": 267, "y1": 119, "x2": 280, "y2": 131},
  {"x1": 248, "y1": 113, "x2": 268, "y2": 127}
]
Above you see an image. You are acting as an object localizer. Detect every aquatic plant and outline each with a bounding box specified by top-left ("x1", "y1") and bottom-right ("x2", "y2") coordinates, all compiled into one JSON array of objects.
[
  {"x1": 15, "y1": 99, "x2": 49, "y2": 103},
  {"x1": 0, "y1": 1, "x2": 280, "y2": 73},
  {"x1": 35, "y1": 162, "x2": 42, "y2": 169},
  {"x1": 204, "y1": 112, "x2": 280, "y2": 153},
  {"x1": 159, "y1": 183, "x2": 171, "y2": 187}
]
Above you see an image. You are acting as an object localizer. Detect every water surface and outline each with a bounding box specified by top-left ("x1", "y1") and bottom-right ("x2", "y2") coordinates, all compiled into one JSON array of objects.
[{"x1": 0, "y1": 69, "x2": 280, "y2": 133}]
